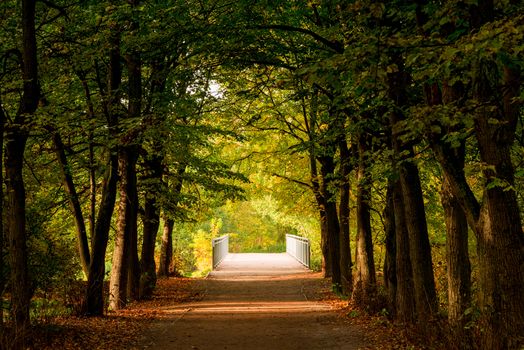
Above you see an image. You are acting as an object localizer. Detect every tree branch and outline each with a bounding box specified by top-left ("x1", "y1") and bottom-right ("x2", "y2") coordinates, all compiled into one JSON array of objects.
[
  {"x1": 272, "y1": 172, "x2": 313, "y2": 189},
  {"x1": 251, "y1": 25, "x2": 344, "y2": 54}
]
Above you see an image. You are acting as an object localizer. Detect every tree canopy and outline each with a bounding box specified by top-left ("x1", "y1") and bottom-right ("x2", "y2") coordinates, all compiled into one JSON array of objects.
[{"x1": 0, "y1": 0, "x2": 523, "y2": 349}]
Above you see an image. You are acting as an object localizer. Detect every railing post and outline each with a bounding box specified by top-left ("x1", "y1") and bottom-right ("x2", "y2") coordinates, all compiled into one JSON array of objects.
[
  {"x1": 285, "y1": 234, "x2": 310, "y2": 268},
  {"x1": 212, "y1": 234, "x2": 229, "y2": 269}
]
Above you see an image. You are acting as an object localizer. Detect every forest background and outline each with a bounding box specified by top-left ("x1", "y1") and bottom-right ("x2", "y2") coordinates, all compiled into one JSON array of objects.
[{"x1": 0, "y1": 0, "x2": 523, "y2": 349}]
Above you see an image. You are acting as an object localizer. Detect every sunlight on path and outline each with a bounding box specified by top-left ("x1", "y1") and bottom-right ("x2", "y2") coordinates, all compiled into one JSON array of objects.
[{"x1": 138, "y1": 253, "x2": 366, "y2": 350}]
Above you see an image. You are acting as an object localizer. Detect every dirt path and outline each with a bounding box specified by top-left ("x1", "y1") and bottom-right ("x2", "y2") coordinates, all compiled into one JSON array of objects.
[{"x1": 137, "y1": 253, "x2": 367, "y2": 350}]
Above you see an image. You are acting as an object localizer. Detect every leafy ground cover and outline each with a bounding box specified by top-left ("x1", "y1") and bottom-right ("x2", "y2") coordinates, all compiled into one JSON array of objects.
[
  {"x1": 306, "y1": 278, "x2": 428, "y2": 350},
  {"x1": 29, "y1": 278, "x2": 203, "y2": 349}
]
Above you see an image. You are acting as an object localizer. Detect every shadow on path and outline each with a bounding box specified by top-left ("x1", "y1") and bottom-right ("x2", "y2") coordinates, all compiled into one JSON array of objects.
[{"x1": 137, "y1": 253, "x2": 366, "y2": 350}]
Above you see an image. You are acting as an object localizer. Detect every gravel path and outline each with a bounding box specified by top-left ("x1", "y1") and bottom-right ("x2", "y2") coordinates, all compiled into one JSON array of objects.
[{"x1": 137, "y1": 253, "x2": 367, "y2": 350}]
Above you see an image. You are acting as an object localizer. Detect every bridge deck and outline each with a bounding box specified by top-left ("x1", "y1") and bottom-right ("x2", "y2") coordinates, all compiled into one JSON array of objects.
[{"x1": 209, "y1": 252, "x2": 308, "y2": 277}]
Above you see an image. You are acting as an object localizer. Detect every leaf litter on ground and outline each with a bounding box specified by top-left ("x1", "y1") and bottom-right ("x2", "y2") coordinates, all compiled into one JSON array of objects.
[
  {"x1": 30, "y1": 278, "x2": 203, "y2": 350},
  {"x1": 31, "y1": 275, "x2": 426, "y2": 349}
]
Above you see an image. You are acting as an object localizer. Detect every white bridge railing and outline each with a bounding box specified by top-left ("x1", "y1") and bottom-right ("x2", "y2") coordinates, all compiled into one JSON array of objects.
[
  {"x1": 212, "y1": 234, "x2": 229, "y2": 269},
  {"x1": 286, "y1": 234, "x2": 310, "y2": 268}
]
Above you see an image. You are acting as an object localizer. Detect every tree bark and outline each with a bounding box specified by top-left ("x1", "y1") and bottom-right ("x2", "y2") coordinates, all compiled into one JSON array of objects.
[
  {"x1": 0, "y1": 101, "x2": 4, "y2": 334},
  {"x1": 305, "y1": 89, "x2": 331, "y2": 277},
  {"x1": 317, "y1": 198, "x2": 330, "y2": 277},
  {"x1": 82, "y1": 25, "x2": 121, "y2": 316},
  {"x1": 5, "y1": 135, "x2": 30, "y2": 349},
  {"x1": 392, "y1": 179, "x2": 415, "y2": 323},
  {"x1": 473, "y1": 62, "x2": 524, "y2": 349},
  {"x1": 310, "y1": 153, "x2": 331, "y2": 277},
  {"x1": 139, "y1": 154, "x2": 162, "y2": 298},
  {"x1": 442, "y1": 172, "x2": 471, "y2": 328},
  {"x1": 338, "y1": 136, "x2": 352, "y2": 295},
  {"x1": 433, "y1": 59, "x2": 524, "y2": 349},
  {"x1": 82, "y1": 152, "x2": 118, "y2": 315},
  {"x1": 52, "y1": 132, "x2": 91, "y2": 276},
  {"x1": 5, "y1": 1, "x2": 40, "y2": 346},
  {"x1": 415, "y1": 5, "x2": 473, "y2": 329},
  {"x1": 319, "y1": 155, "x2": 341, "y2": 292},
  {"x1": 126, "y1": 157, "x2": 140, "y2": 302},
  {"x1": 157, "y1": 163, "x2": 186, "y2": 277},
  {"x1": 124, "y1": 3, "x2": 142, "y2": 303},
  {"x1": 398, "y1": 153, "x2": 438, "y2": 319},
  {"x1": 109, "y1": 44, "x2": 142, "y2": 308},
  {"x1": 157, "y1": 217, "x2": 174, "y2": 277},
  {"x1": 383, "y1": 181, "x2": 397, "y2": 315},
  {"x1": 430, "y1": 80, "x2": 472, "y2": 331},
  {"x1": 109, "y1": 146, "x2": 139, "y2": 310},
  {"x1": 78, "y1": 75, "x2": 97, "y2": 248},
  {"x1": 353, "y1": 133, "x2": 376, "y2": 303},
  {"x1": 387, "y1": 53, "x2": 437, "y2": 320}
]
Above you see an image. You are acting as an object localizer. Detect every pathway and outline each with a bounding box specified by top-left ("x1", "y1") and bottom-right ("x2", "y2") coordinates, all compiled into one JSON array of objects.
[{"x1": 138, "y1": 253, "x2": 366, "y2": 349}]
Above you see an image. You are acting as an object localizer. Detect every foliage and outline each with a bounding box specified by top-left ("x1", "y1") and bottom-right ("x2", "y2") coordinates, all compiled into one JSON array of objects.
[{"x1": 0, "y1": 0, "x2": 523, "y2": 348}]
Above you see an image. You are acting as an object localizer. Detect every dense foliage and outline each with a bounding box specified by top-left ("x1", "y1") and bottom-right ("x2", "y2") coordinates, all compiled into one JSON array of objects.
[{"x1": 0, "y1": 0, "x2": 522, "y2": 349}]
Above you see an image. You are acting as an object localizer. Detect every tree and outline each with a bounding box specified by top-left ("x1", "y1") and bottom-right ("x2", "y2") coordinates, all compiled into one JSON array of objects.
[
  {"x1": 4, "y1": 1, "x2": 40, "y2": 346},
  {"x1": 353, "y1": 132, "x2": 376, "y2": 303}
]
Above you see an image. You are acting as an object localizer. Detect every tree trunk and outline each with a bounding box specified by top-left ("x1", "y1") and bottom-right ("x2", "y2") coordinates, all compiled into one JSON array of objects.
[
  {"x1": 435, "y1": 81, "x2": 472, "y2": 333},
  {"x1": 319, "y1": 155, "x2": 341, "y2": 292},
  {"x1": 353, "y1": 133, "x2": 376, "y2": 303},
  {"x1": 0, "y1": 101, "x2": 4, "y2": 335},
  {"x1": 428, "y1": 58, "x2": 523, "y2": 350},
  {"x1": 126, "y1": 159, "x2": 140, "y2": 302},
  {"x1": 82, "y1": 152, "x2": 118, "y2": 315},
  {"x1": 157, "y1": 217, "x2": 174, "y2": 277},
  {"x1": 442, "y1": 173, "x2": 471, "y2": 328},
  {"x1": 109, "y1": 146, "x2": 139, "y2": 310},
  {"x1": 110, "y1": 35, "x2": 142, "y2": 308},
  {"x1": 78, "y1": 73, "x2": 97, "y2": 248},
  {"x1": 157, "y1": 164, "x2": 185, "y2": 277},
  {"x1": 383, "y1": 181, "x2": 397, "y2": 316},
  {"x1": 89, "y1": 144, "x2": 96, "y2": 246},
  {"x1": 5, "y1": 1, "x2": 39, "y2": 346},
  {"x1": 6, "y1": 136, "x2": 30, "y2": 349},
  {"x1": 473, "y1": 62, "x2": 524, "y2": 349},
  {"x1": 338, "y1": 136, "x2": 352, "y2": 295},
  {"x1": 387, "y1": 53, "x2": 437, "y2": 320},
  {"x1": 310, "y1": 153, "x2": 331, "y2": 277},
  {"x1": 392, "y1": 179, "x2": 416, "y2": 323},
  {"x1": 306, "y1": 89, "x2": 331, "y2": 278},
  {"x1": 124, "y1": 10, "x2": 142, "y2": 302},
  {"x1": 106, "y1": 29, "x2": 128, "y2": 310},
  {"x1": 53, "y1": 132, "x2": 91, "y2": 276},
  {"x1": 398, "y1": 154, "x2": 438, "y2": 319},
  {"x1": 139, "y1": 155, "x2": 162, "y2": 298},
  {"x1": 82, "y1": 26, "x2": 121, "y2": 316},
  {"x1": 318, "y1": 200, "x2": 330, "y2": 277}
]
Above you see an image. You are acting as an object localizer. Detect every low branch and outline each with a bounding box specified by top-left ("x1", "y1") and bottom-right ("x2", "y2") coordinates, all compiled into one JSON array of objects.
[
  {"x1": 272, "y1": 173, "x2": 313, "y2": 189},
  {"x1": 250, "y1": 25, "x2": 344, "y2": 54}
]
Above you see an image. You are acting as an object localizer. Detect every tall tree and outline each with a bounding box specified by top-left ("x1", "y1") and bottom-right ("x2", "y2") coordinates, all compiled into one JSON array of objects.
[
  {"x1": 338, "y1": 132, "x2": 352, "y2": 295},
  {"x1": 106, "y1": 20, "x2": 127, "y2": 311},
  {"x1": 0, "y1": 97, "x2": 5, "y2": 339},
  {"x1": 157, "y1": 163, "x2": 186, "y2": 278},
  {"x1": 5, "y1": 0, "x2": 39, "y2": 346},
  {"x1": 82, "y1": 28, "x2": 121, "y2": 315},
  {"x1": 419, "y1": 1, "x2": 524, "y2": 346},
  {"x1": 353, "y1": 132, "x2": 376, "y2": 302},
  {"x1": 387, "y1": 50, "x2": 438, "y2": 320}
]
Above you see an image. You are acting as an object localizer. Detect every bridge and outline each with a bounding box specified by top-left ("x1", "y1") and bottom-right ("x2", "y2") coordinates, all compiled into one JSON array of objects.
[
  {"x1": 211, "y1": 233, "x2": 311, "y2": 270},
  {"x1": 139, "y1": 233, "x2": 365, "y2": 349}
]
